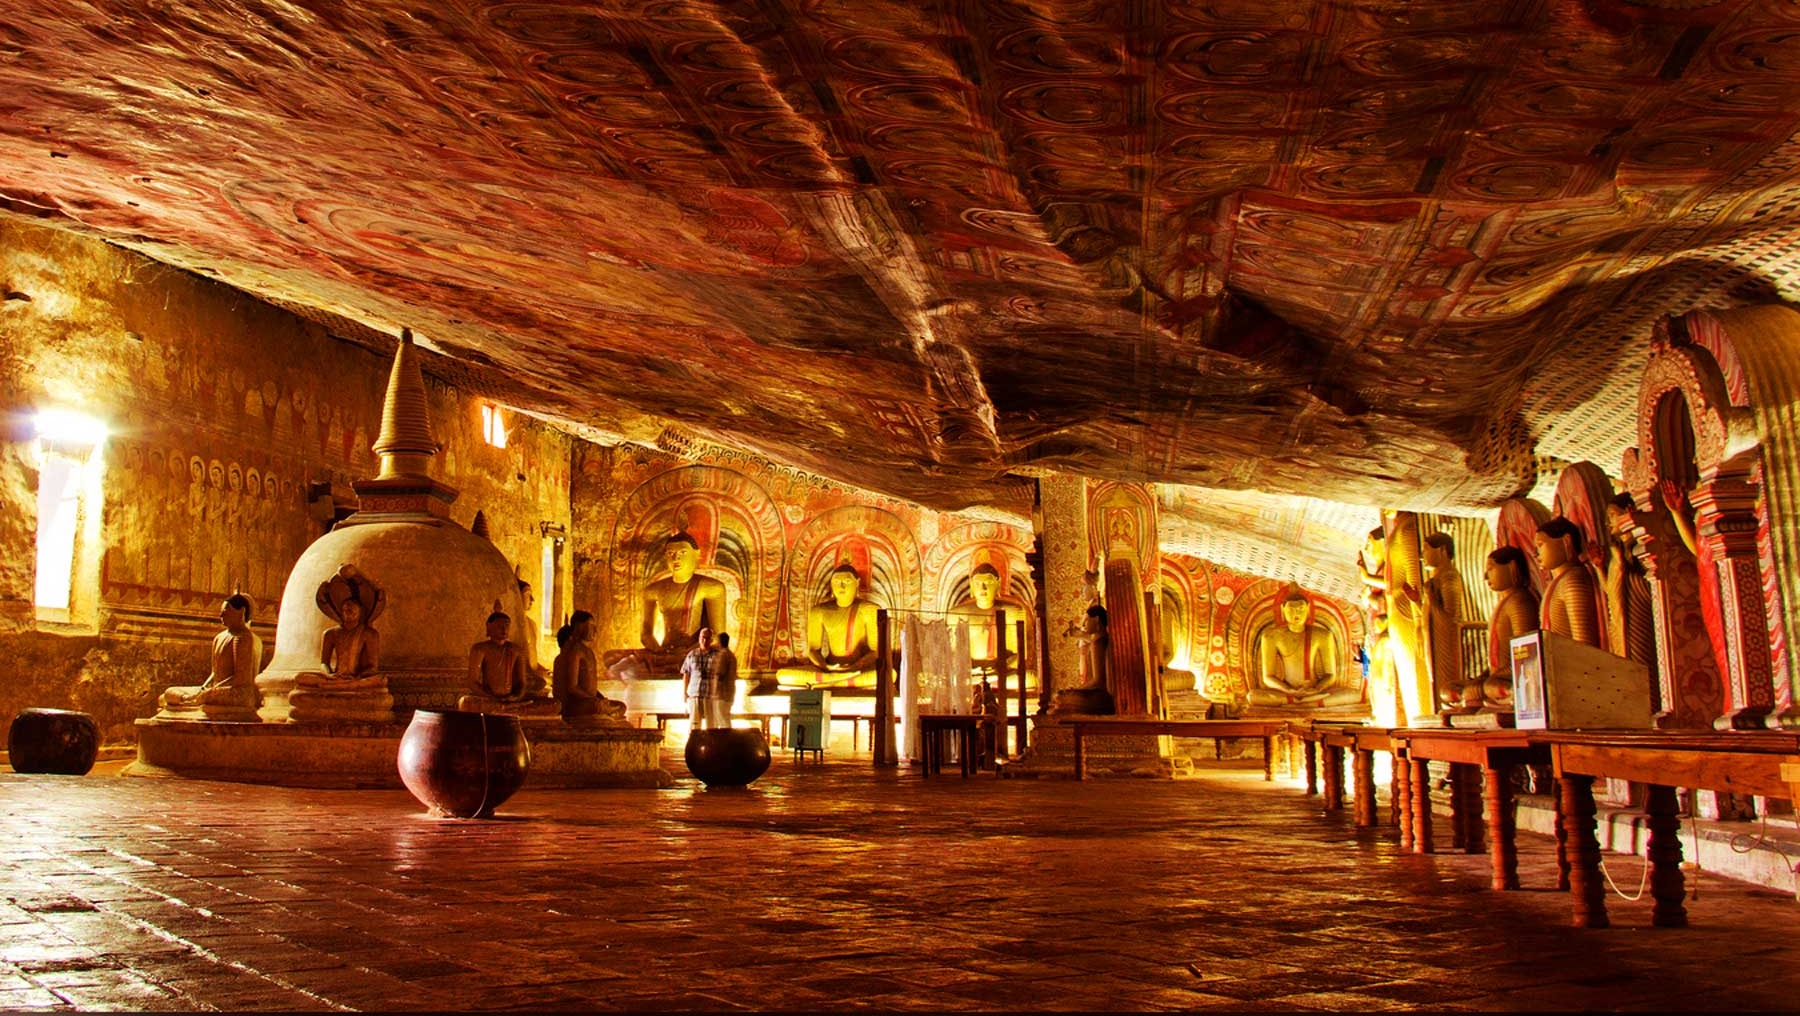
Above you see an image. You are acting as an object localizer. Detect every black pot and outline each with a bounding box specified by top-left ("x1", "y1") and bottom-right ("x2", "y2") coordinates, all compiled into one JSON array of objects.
[
  {"x1": 8, "y1": 708, "x2": 99, "y2": 776},
  {"x1": 396, "y1": 710, "x2": 530, "y2": 818},
  {"x1": 684, "y1": 727, "x2": 771, "y2": 788}
]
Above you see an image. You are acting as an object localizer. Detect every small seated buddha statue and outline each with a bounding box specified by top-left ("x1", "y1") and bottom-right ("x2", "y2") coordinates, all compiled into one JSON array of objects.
[
  {"x1": 1246, "y1": 588, "x2": 1362, "y2": 709},
  {"x1": 1050, "y1": 597, "x2": 1117, "y2": 716},
  {"x1": 777, "y1": 564, "x2": 881, "y2": 690},
  {"x1": 289, "y1": 565, "x2": 396, "y2": 724},
  {"x1": 1536, "y1": 517, "x2": 1603, "y2": 647},
  {"x1": 604, "y1": 533, "x2": 728, "y2": 679},
  {"x1": 1442, "y1": 546, "x2": 1538, "y2": 712},
  {"x1": 553, "y1": 610, "x2": 628, "y2": 728},
  {"x1": 460, "y1": 607, "x2": 561, "y2": 719},
  {"x1": 159, "y1": 594, "x2": 263, "y2": 721}
]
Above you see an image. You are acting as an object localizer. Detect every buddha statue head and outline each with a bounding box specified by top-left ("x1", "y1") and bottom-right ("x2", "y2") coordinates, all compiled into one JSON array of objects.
[
  {"x1": 1423, "y1": 532, "x2": 1454, "y2": 573},
  {"x1": 485, "y1": 610, "x2": 511, "y2": 643},
  {"x1": 568, "y1": 609, "x2": 594, "y2": 645},
  {"x1": 1485, "y1": 545, "x2": 1528, "y2": 593},
  {"x1": 1278, "y1": 588, "x2": 1312, "y2": 632},
  {"x1": 221, "y1": 592, "x2": 253, "y2": 630},
  {"x1": 663, "y1": 532, "x2": 701, "y2": 583},
  {"x1": 969, "y1": 563, "x2": 1002, "y2": 610},
  {"x1": 827, "y1": 563, "x2": 861, "y2": 607},
  {"x1": 1534, "y1": 518, "x2": 1582, "y2": 573}
]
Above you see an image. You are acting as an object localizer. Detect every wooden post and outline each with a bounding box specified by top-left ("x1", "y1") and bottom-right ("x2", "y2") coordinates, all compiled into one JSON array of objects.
[
  {"x1": 875, "y1": 608, "x2": 894, "y2": 767},
  {"x1": 993, "y1": 609, "x2": 1009, "y2": 755},
  {"x1": 1486, "y1": 763, "x2": 1517, "y2": 889},
  {"x1": 1015, "y1": 619, "x2": 1029, "y2": 752}
]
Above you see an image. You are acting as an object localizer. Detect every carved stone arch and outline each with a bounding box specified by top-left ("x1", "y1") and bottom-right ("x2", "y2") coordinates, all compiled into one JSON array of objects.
[
  {"x1": 1221, "y1": 578, "x2": 1354, "y2": 710},
  {"x1": 606, "y1": 465, "x2": 784, "y2": 669},
  {"x1": 784, "y1": 505, "x2": 923, "y2": 657}
]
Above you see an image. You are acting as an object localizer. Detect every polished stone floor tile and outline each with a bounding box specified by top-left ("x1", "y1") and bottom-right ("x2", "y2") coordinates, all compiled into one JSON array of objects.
[{"x1": 3, "y1": 754, "x2": 1800, "y2": 1011}]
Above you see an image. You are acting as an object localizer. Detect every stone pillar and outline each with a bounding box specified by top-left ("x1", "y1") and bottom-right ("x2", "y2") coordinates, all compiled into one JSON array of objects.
[{"x1": 1037, "y1": 473, "x2": 1089, "y2": 703}]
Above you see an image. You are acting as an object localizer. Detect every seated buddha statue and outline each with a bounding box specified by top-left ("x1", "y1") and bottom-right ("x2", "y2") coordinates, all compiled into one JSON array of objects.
[
  {"x1": 950, "y1": 564, "x2": 1029, "y2": 679},
  {"x1": 289, "y1": 565, "x2": 396, "y2": 724},
  {"x1": 778, "y1": 564, "x2": 882, "y2": 689},
  {"x1": 604, "y1": 533, "x2": 728, "y2": 679},
  {"x1": 159, "y1": 594, "x2": 263, "y2": 721},
  {"x1": 553, "y1": 610, "x2": 628, "y2": 728},
  {"x1": 1536, "y1": 517, "x2": 1602, "y2": 647},
  {"x1": 1442, "y1": 546, "x2": 1538, "y2": 711},
  {"x1": 1247, "y1": 588, "x2": 1361, "y2": 709},
  {"x1": 1050, "y1": 598, "x2": 1116, "y2": 716},
  {"x1": 460, "y1": 609, "x2": 561, "y2": 719}
]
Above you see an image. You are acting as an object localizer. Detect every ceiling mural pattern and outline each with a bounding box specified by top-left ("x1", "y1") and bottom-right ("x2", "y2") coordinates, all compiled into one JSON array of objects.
[{"x1": 5, "y1": 0, "x2": 1800, "y2": 543}]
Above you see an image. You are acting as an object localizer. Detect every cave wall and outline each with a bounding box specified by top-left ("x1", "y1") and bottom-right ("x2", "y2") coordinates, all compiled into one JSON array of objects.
[{"x1": 0, "y1": 219, "x2": 570, "y2": 743}]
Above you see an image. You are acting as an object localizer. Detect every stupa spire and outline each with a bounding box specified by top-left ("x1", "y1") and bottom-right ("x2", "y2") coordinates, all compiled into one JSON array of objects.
[{"x1": 372, "y1": 328, "x2": 439, "y2": 479}]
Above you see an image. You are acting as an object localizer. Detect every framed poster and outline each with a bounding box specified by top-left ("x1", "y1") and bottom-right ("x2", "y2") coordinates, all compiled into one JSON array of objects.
[{"x1": 1510, "y1": 631, "x2": 1547, "y2": 730}]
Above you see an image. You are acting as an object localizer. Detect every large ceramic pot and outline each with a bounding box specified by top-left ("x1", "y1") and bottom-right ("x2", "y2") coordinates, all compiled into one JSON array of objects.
[
  {"x1": 684, "y1": 727, "x2": 771, "y2": 788},
  {"x1": 7, "y1": 708, "x2": 100, "y2": 776},
  {"x1": 396, "y1": 710, "x2": 530, "y2": 818}
]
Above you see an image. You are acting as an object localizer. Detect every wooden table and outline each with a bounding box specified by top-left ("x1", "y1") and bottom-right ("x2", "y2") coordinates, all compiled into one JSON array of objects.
[
  {"x1": 1068, "y1": 718, "x2": 1285, "y2": 781},
  {"x1": 1287, "y1": 722, "x2": 1399, "y2": 828},
  {"x1": 1532, "y1": 729, "x2": 1800, "y2": 929},
  {"x1": 1388, "y1": 727, "x2": 1550, "y2": 892},
  {"x1": 917, "y1": 713, "x2": 984, "y2": 777}
]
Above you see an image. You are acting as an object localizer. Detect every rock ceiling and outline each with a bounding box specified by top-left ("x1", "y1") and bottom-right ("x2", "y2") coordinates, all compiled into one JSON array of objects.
[{"x1": 7, "y1": 0, "x2": 1800, "y2": 579}]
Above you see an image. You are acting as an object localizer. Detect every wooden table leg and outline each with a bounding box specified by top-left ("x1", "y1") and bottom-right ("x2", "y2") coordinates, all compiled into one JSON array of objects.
[
  {"x1": 1353, "y1": 749, "x2": 1376, "y2": 827},
  {"x1": 1647, "y1": 783, "x2": 1687, "y2": 927},
  {"x1": 1074, "y1": 726, "x2": 1087, "y2": 781},
  {"x1": 1396, "y1": 756, "x2": 1414, "y2": 851},
  {"x1": 1561, "y1": 774, "x2": 1609, "y2": 929},
  {"x1": 1263, "y1": 735, "x2": 1274, "y2": 781},
  {"x1": 1411, "y1": 756, "x2": 1434, "y2": 854},
  {"x1": 1485, "y1": 763, "x2": 1517, "y2": 889},
  {"x1": 1304, "y1": 739, "x2": 1318, "y2": 795},
  {"x1": 1324, "y1": 746, "x2": 1345, "y2": 812},
  {"x1": 1460, "y1": 764, "x2": 1486, "y2": 854},
  {"x1": 960, "y1": 728, "x2": 972, "y2": 777},
  {"x1": 1449, "y1": 763, "x2": 1467, "y2": 850},
  {"x1": 1553, "y1": 781, "x2": 1571, "y2": 891}
]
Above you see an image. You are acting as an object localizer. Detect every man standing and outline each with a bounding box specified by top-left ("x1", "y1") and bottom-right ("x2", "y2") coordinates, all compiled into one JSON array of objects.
[
  {"x1": 681, "y1": 627, "x2": 730, "y2": 729},
  {"x1": 713, "y1": 632, "x2": 740, "y2": 723}
]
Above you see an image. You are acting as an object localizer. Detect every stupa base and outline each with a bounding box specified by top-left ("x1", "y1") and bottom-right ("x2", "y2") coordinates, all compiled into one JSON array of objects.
[{"x1": 127, "y1": 716, "x2": 671, "y2": 789}]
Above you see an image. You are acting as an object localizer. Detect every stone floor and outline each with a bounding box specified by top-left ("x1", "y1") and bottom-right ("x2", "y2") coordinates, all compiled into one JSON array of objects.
[{"x1": 4, "y1": 753, "x2": 1800, "y2": 1012}]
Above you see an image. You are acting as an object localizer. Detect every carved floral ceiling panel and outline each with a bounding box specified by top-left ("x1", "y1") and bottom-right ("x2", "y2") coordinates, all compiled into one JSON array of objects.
[{"x1": 6, "y1": 0, "x2": 1800, "y2": 539}]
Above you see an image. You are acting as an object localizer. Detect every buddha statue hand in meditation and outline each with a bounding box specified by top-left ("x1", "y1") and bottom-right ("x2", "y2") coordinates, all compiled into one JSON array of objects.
[
  {"x1": 160, "y1": 594, "x2": 263, "y2": 721},
  {"x1": 289, "y1": 565, "x2": 396, "y2": 723},
  {"x1": 1247, "y1": 588, "x2": 1361, "y2": 709},
  {"x1": 461, "y1": 606, "x2": 561, "y2": 719},
  {"x1": 553, "y1": 609, "x2": 628, "y2": 728}
]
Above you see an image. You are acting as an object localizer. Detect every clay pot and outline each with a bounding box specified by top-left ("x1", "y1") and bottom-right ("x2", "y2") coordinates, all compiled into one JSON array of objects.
[
  {"x1": 7, "y1": 708, "x2": 100, "y2": 776},
  {"x1": 396, "y1": 710, "x2": 530, "y2": 818},
  {"x1": 684, "y1": 727, "x2": 771, "y2": 788}
]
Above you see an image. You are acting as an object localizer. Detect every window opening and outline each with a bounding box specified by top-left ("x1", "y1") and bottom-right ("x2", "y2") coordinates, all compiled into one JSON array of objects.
[{"x1": 481, "y1": 404, "x2": 508, "y2": 448}]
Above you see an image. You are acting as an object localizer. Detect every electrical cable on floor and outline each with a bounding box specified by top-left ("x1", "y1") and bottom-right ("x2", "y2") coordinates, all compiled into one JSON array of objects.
[{"x1": 1684, "y1": 809, "x2": 1703, "y2": 901}]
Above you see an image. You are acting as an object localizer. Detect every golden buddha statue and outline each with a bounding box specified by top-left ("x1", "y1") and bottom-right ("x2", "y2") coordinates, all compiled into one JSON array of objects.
[
  {"x1": 159, "y1": 594, "x2": 263, "y2": 720},
  {"x1": 1536, "y1": 517, "x2": 1602, "y2": 646},
  {"x1": 1444, "y1": 546, "x2": 1537, "y2": 711},
  {"x1": 607, "y1": 532, "x2": 729, "y2": 678},
  {"x1": 950, "y1": 564, "x2": 1028, "y2": 676},
  {"x1": 780, "y1": 563, "x2": 881, "y2": 689},
  {"x1": 1602, "y1": 494, "x2": 1657, "y2": 670},
  {"x1": 1394, "y1": 531, "x2": 1464, "y2": 707},
  {"x1": 1247, "y1": 588, "x2": 1360, "y2": 708}
]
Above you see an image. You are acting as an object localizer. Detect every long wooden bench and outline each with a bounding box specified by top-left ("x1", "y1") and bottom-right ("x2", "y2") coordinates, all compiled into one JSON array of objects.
[{"x1": 1068, "y1": 718, "x2": 1287, "y2": 780}]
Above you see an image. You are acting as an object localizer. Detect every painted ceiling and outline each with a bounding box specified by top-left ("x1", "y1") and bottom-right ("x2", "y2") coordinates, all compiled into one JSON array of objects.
[{"x1": 6, "y1": 0, "x2": 1800, "y2": 576}]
